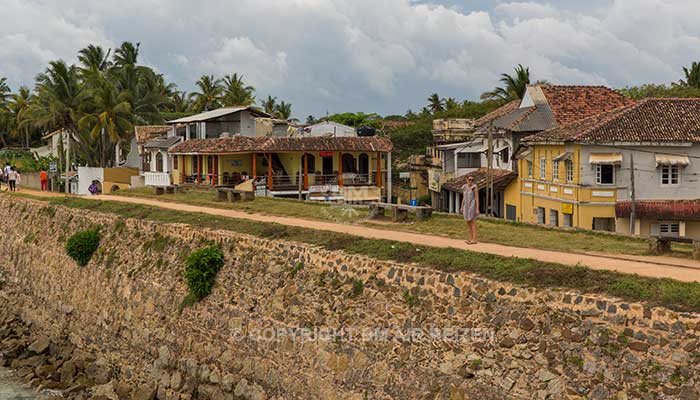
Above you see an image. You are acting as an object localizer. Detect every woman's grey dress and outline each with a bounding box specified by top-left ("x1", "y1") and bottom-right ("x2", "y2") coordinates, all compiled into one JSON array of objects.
[{"x1": 462, "y1": 183, "x2": 477, "y2": 221}]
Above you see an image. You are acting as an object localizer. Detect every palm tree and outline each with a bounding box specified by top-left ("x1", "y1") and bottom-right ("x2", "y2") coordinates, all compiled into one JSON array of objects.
[
  {"x1": 113, "y1": 42, "x2": 140, "y2": 69},
  {"x1": 78, "y1": 44, "x2": 111, "y2": 78},
  {"x1": 274, "y1": 101, "x2": 292, "y2": 120},
  {"x1": 305, "y1": 115, "x2": 316, "y2": 125},
  {"x1": 262, "y1": 95, "x2": 277, "y2": 114},
  {"x1": 0, "y1": 78, "x2": 11, "y2": 147},
  {"x1": 190, "y1": 75, "x2": 223, "y2": 112},
  {"x1": 8, "y1": 86, "x2": 34, "y2": 147},
  {"x1": 171, "y1": 91, "x2": 191, "y2": 113},
  {"x1": 78, "y1": 78, "x2": 133, "y2": 167},
  {"x1": 445, "y1": 97, "x2": 459, "y2": 111},
  {"x1": 427, "y1": 93, "x2": 445, "y2": 113},
  {"x1": 481, "y1": 64, "x2": 539, "y2": 101},
  {"x1": 0, "y1": 78, "x2": 10, "y2": 104},
  {"x1": 221, "y1": 73, "x2": 255, "y2": 107},
  {"x1": 680, "y1": 62, "x2": 700, "y2": 88}
]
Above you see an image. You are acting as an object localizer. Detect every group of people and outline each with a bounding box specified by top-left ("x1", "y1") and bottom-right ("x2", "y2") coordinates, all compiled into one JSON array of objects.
[{"x1": 1, "y1": 163, "x2": 21, "y2": 192}]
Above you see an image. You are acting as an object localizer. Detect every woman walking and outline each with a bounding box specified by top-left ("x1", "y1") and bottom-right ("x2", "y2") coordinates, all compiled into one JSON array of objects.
[
  {"x1": 460, "y1": 175, "x2": 479, "y2": 244},
  {"x1": 7, "y1": 167, "x2": 17, "y2": 192}
]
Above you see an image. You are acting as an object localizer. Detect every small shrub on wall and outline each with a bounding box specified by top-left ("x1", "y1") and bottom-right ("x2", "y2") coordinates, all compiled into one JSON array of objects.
[
  {"x1": 65, "y1": 229, "x2": 101, "y2": 267},
  {"x1": 183, "y1": 246, "x2": 225, "y2": 305}
]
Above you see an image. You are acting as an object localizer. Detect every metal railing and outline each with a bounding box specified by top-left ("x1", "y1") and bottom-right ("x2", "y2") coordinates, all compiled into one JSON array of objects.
[{"x1": 179, "y1": 172, "x2": 387, "y2": 190}]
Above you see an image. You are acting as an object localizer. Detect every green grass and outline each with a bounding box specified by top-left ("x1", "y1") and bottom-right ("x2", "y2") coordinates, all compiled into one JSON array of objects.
[
  {"x1": 11, "y1": 193, "x2": 700, "y2": 312},
  {"x1": 112, "y1": 187, "x2": 693, "y2": 259}
]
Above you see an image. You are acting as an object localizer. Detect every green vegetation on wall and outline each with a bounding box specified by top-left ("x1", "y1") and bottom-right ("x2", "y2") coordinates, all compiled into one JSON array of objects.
[
  {"x1": 183, "y1": 246, "x2": 225, "y2": 305},
  {"x1": 65, "y1": 229, "x2": 101, "y2": 267}
]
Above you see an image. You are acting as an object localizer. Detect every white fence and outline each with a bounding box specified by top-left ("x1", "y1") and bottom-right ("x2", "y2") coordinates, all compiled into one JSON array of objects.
[{"x1": 144, "y1": 172, "x2": 171, "y2": 187}]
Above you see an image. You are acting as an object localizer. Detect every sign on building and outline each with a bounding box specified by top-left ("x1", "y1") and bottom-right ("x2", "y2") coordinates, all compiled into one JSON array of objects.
[{"x1": 49, "y1": 162, "x2": 58, "y2": 173}]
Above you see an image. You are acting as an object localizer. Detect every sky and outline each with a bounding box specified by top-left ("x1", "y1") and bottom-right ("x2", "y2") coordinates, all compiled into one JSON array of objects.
[{"x1": 2, "y1": 0, "x2": 700, "y2": 119}]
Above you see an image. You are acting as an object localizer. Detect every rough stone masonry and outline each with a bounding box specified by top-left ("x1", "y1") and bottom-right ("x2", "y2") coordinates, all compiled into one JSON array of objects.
[{"x1": 0, "y1": 196, "x2": 699, "y2": 400}]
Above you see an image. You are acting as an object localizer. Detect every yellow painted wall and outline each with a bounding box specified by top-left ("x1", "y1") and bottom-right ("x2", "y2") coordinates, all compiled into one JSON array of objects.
[
  {"x1": 103, "y1": 181, "x2": 131, "y2": 194},
  {"x1": 104, "y1": 168, "x2": 139, "y2": 184}
]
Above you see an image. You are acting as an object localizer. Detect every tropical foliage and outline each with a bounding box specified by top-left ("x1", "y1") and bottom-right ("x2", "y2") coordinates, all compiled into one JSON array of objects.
[
  {"x1": 620, "y1": 61, "x2": 700, "y2": 99},
  {"x1": 480, "y1": 64, "x2": 548, "y2": 102}
]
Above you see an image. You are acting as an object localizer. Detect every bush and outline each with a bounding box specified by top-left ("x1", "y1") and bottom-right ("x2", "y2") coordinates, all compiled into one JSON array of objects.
[
  {"x1": 417, "y1": 194, "x2": 432, "y2": 206},
  {"x1": 184, "y1": 246, "x2": 225, "y2": 301},
  {"x1": 65, "y1": 229, "x2": 101, "y2": 267}
]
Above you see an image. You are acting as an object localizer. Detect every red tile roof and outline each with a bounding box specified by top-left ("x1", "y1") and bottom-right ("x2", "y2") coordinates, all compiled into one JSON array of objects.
[
  {"x1": 475, "y1": 100, "x2": 521, "y2": 127},
  {"x1": 134, "y1": 125, "x2": 170, "y2": 144},
  {"x1": 169, "y1": 136, "x2": 393, "y2": 154},
  {"x1": 537, "y1": 85, "x2": 635, "y2": 126},
  {"x1": 443, "y1": 168, "x2": 518, "y2": 192},
  {"x1": 524, "y1": 98, "x2": 700, "y2": 144},
  {"x1": 616, "y1": 199, "x2": 700, "y2": 221}
]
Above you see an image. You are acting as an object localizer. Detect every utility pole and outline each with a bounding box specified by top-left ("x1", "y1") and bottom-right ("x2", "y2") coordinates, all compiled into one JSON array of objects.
[
  {"x1": 487, "y1": 120, "x2": 494, "y2": 216},
  {"x1": 629, "y1": 153, "x2": 636, "y2": 235},
  {"x1": 65, "y1": 130, "x2": 71, "y2": 194},
  {"x1": 298, "y1": 154, "x2": 303, "y2": 201}
]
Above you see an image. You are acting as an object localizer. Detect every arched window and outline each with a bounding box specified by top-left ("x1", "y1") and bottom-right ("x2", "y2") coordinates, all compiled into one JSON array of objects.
[
  {"x1": 342, "y1": 153, "x2": 357, "y2": 173},
  {"x1": 155, "y1": 152, "x2": 164, "y2": 172},
  {"x1": 358, "y1": 153, "x2": 369, "y2": 176}
]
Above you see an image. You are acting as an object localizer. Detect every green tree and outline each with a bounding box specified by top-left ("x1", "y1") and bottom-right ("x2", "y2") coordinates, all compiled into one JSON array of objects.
[
  {"x1": 305, "y1": 115, "x2": 316, "y2": 125},
  {"x1": 426, "y1": 93, "x2": 445, "y2": 113},
  {"x1": 481, "y1": 64, "x2": 541, "y2": 101},
  {"x1": 221, "y1": 73, "x2": 255, "y2": 107},
  {"x1": 78, "y1": 78, "x2": 133, "y2": 167},
  {"x1": 262, "y1": 95, "x2": 277, "y2": 114},
  {"x1": 274, "y1": 101, "x2": 292, "y2": 120},
  {"x1": 190, "y1": 75, "x2": 223, "y2": 112},
  {"x1": 8, "y1": 86, "x2": 35, "y2": 148},
  {"x1": 171, "y1": 91, "x2": 192, "y2": 113},
  {"x1": 680, "y1": 62, "x2": 700, "y2": 88}
]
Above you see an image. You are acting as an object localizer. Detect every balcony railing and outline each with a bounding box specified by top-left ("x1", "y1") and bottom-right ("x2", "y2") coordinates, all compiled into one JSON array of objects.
[
  {"x1": 144, "y1": 172, "x2": 171, "y2": 187},
  {"x1": 181, "y1": 172, "x2": 385, "y2": 191}
]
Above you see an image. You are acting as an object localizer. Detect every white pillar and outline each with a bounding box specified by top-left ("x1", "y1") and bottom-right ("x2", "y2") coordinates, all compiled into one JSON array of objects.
[
  {"x1": 150, "y1": 150, "x2": 158, "y2": 172},
  {"x1": 449, "y1": 191, "x2": 454, "y2": 213},
  {"x1": 115, "y1": 141, "x2": 121, "y2": 165},
  {"x1": 387, "y1": 152, "x2": 392, "y2": 203},
  {"x1": 201, "y1": 122, "x2": 207, "y2": 139},
  {"x1": 185, "y1": 124, "x2": 191, "y2": 140},
  {"x1": 169, "y1": 126, "x2": 176, "y2": 138},
  {"x1": 161, "y1": 151, "x2": 169, "y2": 173}
]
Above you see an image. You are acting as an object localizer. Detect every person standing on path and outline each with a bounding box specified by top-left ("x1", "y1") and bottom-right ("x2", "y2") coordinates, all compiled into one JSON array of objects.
[
  {"x1": 40, "y1": 169, "x2": 49, "y2": 191},
  {"x1": 460, "y1": 175, "x2": 479, "y2": 244},
  {"x1": 7, "y1": 167, "x2": 17, "y2": 192}
]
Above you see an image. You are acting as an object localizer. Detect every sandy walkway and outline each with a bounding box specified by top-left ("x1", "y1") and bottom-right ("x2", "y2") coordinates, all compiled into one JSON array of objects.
[{"x1": 16, "y1": 189, "x2": 700, "y2": 283}]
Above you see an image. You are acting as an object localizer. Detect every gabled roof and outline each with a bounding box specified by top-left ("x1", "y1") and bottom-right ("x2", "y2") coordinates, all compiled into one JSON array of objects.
[
  {"x1": 167, "y1": 106, "x2": 271, "y2": 124},
  {"x1": 524, "y1": 98, "x2": 700, "y2": 144},
  {"x1": 443, "y1": 168, "x2": 518, "y2": 192},
  {"x1": 534, "y1": 85, "x2": 635, "y2": 126},
  {"x1": 169, "y1": 136, "x2": 392, "y2": 154},
  {"x1": 475, "y1": 100, "x2": 520, "y2": 127},
  {"x1": 144, "y1": 136, "x2": 182, "y2": 149},
  {"x1": 134, "y1": 125, "x2": 170, "y2": 144},
  {"x1": 616, "y1": 200, "x2": 700, "y2": 221}
]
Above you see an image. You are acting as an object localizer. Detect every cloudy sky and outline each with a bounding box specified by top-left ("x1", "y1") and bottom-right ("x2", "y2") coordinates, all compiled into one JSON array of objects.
[{"x1": 2, "y1": 0, "x2": 699, "y2": 118}]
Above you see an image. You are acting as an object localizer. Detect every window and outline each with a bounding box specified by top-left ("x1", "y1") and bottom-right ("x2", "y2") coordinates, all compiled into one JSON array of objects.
[
  {"x1": 173, "y1": 155, "x2": 178, "y2": 170},
  {"x1": 540, "y1": 158, "x2": 546, "y2": 179},
  {"x1": 595, "y1": 164, "x2": 615, "y2": 185},
  {"x1": 342, "y1": 153, "x2": 357, "y2": 173},
  {"x1": 593, "y1": 217, "x2": 615, "y2": 232},
  {"x1": 457, "y1": 153, "x2": 481, "y2": 168},
  {"x1": 536, "y1": 207, "x2": 546, "y2": 225},
  {"x1": 549, "y1": 209, "x2": 559, "y2": 227},
  {"x1": 552, "y1": 161, "x2": 560, "y2": 181},
  {"x1": 358, "y1": 153, "x2": 369, "y2": 176},
  {"x1": 155, "y1": 152, "x2": 163, "y2": 172},
  {"x1": 306, "y1": 154, "x2": 316, "y2": 172},
  {"x1": 501, "y1": 148, "x2": 509, "y2": 164},
  {"x1": 660, "y1": 165, "x2": 680, "y2": 185},
  {"x1": 527, "y1": 161, "x2": 533, "y2": 177},
  {"x1": 565, "y1": 160, "x2": 574, "y2": 182},
  {"x1": 562, "y1": 212, "x2": 573, "y2": 227}
]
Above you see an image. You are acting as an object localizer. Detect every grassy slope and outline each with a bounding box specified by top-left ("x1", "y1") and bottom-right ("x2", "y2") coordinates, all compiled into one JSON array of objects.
[
  {"x1": 12, "y1": 192, "x2": 700, "y2": 312},
  {"x1": 113, "y1": 188, "x2": 693, "y2": 258}
]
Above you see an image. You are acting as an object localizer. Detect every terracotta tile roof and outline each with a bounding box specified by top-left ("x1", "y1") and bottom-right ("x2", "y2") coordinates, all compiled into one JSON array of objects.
[
  {"x1": 524, "y1": 98, "x2": 700, "y2": 144},
  {"x1": 475, "y1": 100, "x2": 520, "y2": 127},
  {"x1": 616, "y1": 199, "x2": 700, "y2": 221},
  {"x1": 134, "y1": 125, "x2": 170, "y2": 144},
  {"x1": 169, "y1": 136, "x2": 393, "y2": 154},
  {"x1": 536, "y1": 85, "x2": 635, "y2": 126},
  {"x1": 443, "y1": 168, "x2": 518, "y2": 192}
]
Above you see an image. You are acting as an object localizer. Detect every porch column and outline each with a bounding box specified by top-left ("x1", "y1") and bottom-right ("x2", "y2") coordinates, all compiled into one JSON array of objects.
[
  {"x1": 180, "y1": 155, "x2": 186, "y2": 184},
  {"x1": 267, "y1": 153, "x2": 272, "y2": 189},
  {"x1": 252, "y1": 153, "x2": 257, "y2": 178},
  {"x1": 161, "y1": 151, "x2": 169, "y2": 173},
  {"x1": 213, "y1": 155, "x2": 219, "y2": 185},
  {"x1": 197, "y1": 155, "x2": 202, "y2": 184},
  {"x1": 376, "y1": 152, "x2": 382, "y2": 187},
  {"x1": 303, "y1": 153, "x2": 309, "y2": 190},
  {"x1": 449, "y1": 191, "x2": 454, "y2": 213},
  {"x1": 185, "y1": 124, "x2": 191, "y2": 140},
  {"x1": 338, "y1": 152, "x2": 343, "y2": 187},
  {"x1": 150, "y1": 150, "x2": 157, "y2": 172},
  {"x1": 387, "y1": 152, "x2": 392, "y2": 203}
]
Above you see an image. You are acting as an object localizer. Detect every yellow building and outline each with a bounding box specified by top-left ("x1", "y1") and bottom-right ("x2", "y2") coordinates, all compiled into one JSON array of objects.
[{"x1": 506, "y1": 144, "x2": 618, "y2": 231}]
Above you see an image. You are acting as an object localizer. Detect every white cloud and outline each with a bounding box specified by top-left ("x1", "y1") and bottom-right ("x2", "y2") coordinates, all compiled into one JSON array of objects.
[{"x1": 1, "y1": 0, "x2": 700, "y2": 117}]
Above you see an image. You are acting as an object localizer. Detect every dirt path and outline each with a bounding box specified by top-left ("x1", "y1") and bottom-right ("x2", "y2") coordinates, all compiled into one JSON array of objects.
[{"x1": 17, "y1": 189, "x2": 700, "y2": 283}]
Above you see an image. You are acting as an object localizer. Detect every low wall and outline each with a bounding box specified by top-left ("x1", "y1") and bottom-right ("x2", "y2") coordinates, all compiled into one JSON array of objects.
[{"x1": 0, "y1": 197, "x2": 699, "y2": 399}]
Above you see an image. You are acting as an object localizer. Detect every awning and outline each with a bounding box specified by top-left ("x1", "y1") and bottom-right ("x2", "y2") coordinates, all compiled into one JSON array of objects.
[
  {"x1": 553, "y1": 152, "x2": 573, "y2": 162},
  {"x1": 494, "y1": 145, "x2": 509, "y2": 154},
  {"x1": 655, "y1": 154, "x2": 690, "y2": 166},
  {"x1": 514, "y1": 147, "x2": 533, "y2": 161},
  {"x1": 589, "y1": 153, "x2": 622, "y2": 165}
]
